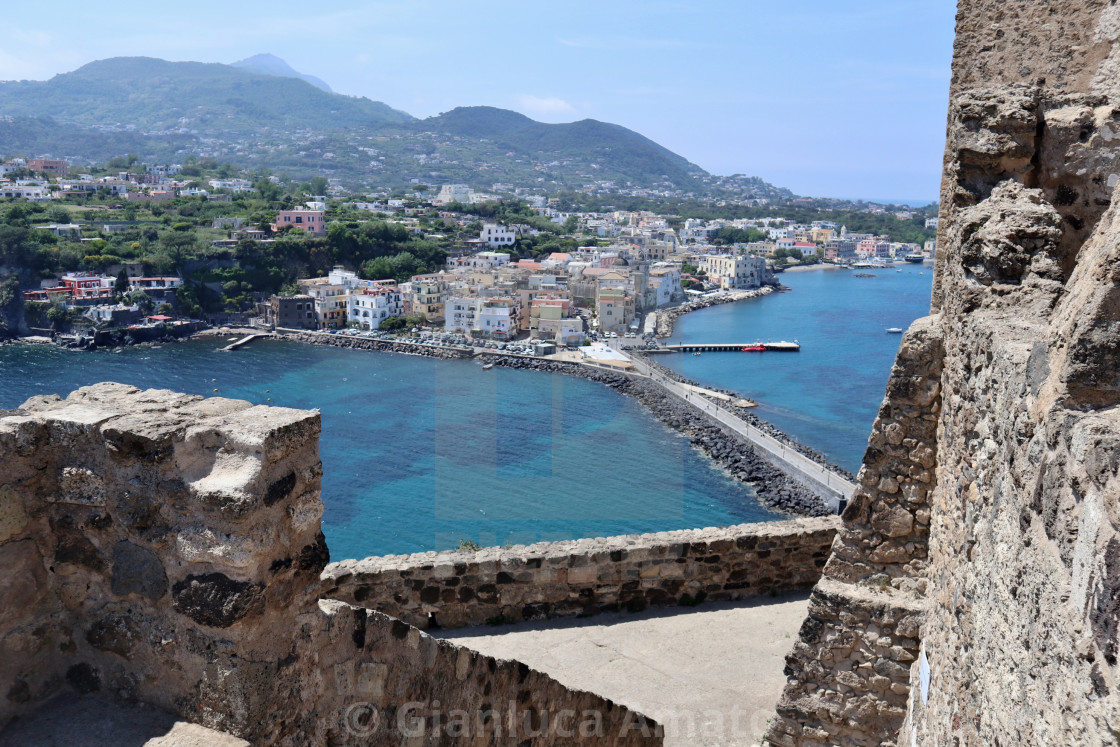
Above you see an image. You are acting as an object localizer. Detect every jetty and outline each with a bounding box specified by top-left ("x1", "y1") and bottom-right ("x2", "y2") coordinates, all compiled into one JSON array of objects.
[
  {"x1": 623, "y1": 354, "x2": 854, "y2": 509},
  {"x1": 219, "y1": 333, "x2": 268, "y2": 351},
  {"x1": 663, "y1": 341, "x2": 800, "y2": 353}
]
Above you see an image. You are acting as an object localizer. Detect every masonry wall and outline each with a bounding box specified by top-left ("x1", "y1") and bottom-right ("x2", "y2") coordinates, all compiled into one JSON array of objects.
[
  {"x1": 767, "y1": 318, "x2": 942, "y2": 747},
  {"x1": 0, "y1": 383, "x2": 327, "y2": 732},
  {"x1": 0, "y1": 384, "x2": 661, "y2": 745},
  {"x1": 771, "y1": 1, "x2": 1120, "y2": 744},
  {"x1": 321, "y1": 518, "x2": 839, "y2": 630}
]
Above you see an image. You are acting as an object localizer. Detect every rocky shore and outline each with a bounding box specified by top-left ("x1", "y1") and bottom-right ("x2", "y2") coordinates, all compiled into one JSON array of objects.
[
  {"x1": 655, "y1": 285, "x2": 777, "y2": 338},
  {"x1": 475, "y1": 353, "x2": 833, "y2": 517},
  {"x1": 282, "y1": 331, "x2": 474, "y2": 360}
]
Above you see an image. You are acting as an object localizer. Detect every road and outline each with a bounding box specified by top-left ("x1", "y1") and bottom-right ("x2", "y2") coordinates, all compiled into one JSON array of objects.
[{"x1": 603, "y1": 339, "x2": 855, "y2": 509}]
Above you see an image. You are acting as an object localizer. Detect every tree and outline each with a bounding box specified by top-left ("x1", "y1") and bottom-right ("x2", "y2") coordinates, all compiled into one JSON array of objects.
[
  {"x1": 114, "y1": 268, "x2": 130, "y2": 296},
  {"x1": 46, "y1": 304, "x2": 71, "y2": 331},
  {"x1": 308, "y1": 176, "x2": 329, "y2": 196},
  {"x1": 156, "y1": 302, "x2": 174, "y2": 316},
  {"x1": 128, "y1": 290, "x2": 154, "y2": 315}
]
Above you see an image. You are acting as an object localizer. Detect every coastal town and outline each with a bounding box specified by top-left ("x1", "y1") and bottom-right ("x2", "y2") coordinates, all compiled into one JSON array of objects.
[{"x1": 0, "y1": 157, "x2": 936, "y2": 349}]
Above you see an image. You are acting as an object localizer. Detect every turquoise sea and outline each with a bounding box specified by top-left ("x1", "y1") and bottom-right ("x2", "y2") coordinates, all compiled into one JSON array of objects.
[
  {"x1": 0, "y1": 338, "x2": 778, "y2": 559},
  {"x1": 659, "y1": 265, "x2": 935, "y2": 472},
  {"x1": 0, "y1": 265, "x2": 932, "y2": 559}
]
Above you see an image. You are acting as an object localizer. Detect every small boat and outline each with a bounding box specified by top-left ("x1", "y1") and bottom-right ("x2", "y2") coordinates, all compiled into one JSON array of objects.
[
  {"x1": 904, "y1": 253, "x2": 926, "y2": 264},
  {"x1": 741, "y1": 343, "x2": 767, "y2": 352},
  {"x1": 692, "y1": 352, "x2": 702, "y2": 356},
  {"x1": 481, "y1": 363, "x2": 494, "y2": 370},
  {"x1": 886, "y1": 327, "x2": 903, "y2": 334}
]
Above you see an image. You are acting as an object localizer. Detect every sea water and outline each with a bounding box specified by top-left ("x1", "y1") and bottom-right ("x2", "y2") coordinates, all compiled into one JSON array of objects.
[
  {"x1": 0, "y1": 266, "x2": 933, "y2": 558},
  {"x1": 0, "y1": 338, "x2": 777, "y2": 559},
  {"x1": 659, "y1": 265, "x2": 935, "y2": 472}
]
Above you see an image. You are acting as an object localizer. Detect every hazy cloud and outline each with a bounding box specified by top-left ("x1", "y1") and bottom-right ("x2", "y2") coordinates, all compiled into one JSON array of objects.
[{"x1": 517, "y1": 95, "x2": 577, "y2": 117}]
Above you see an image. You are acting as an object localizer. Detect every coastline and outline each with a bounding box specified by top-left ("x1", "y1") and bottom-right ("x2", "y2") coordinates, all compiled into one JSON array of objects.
[
  {"x1": 474, "y1": 354, "x2": 832, "y2": 517},
  {"x1": 655, "y1": 285, "x2": 775, "y2": 338},
  {"x1": 779, "y1": 263, "x2": 850, "y2": 273},
  {"x1": 272, "y1": 331, "x2": 833, "y2": 518}
]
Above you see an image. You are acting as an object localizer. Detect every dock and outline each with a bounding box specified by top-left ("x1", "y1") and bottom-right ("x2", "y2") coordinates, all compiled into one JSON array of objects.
[
  {"x1": 219, "y1": 334, "x2": 267, "y2": 352},
  {"x1": 663, "y1": 341, "x2": 800, "y2": 353},
  {"x1": 621, "y1": 354, "x2": 854, "y2": 510}
]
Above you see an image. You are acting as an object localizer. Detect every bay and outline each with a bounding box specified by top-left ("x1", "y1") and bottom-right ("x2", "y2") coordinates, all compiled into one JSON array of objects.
[{"x1": 0, "y1": 338, "x2": 777, "y2": 559}]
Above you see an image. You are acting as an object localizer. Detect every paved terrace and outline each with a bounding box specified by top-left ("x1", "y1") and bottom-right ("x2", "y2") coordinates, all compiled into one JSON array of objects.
[{"x1": 439, "y1": 592, "x2": 811, "y2": 747}]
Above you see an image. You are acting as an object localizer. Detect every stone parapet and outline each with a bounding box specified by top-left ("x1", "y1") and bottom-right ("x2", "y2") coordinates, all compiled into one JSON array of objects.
[
  {"x1": 321, "y1": 517, "x2": 839, "y2": 630},
  {"x1": 0, "y1": 384, "x2": 662, "y2": 745}
]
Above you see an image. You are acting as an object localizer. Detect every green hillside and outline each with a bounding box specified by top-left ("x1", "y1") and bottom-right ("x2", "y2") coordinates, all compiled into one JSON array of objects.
[
  {"x1": 0, "y1": 57, "x2": 790, "y2": 197},
  {"x1": 413, "y1": 107, "x2": 706, "y2": 187},
  {"x1": 0, "y1": 57, "x2": 412, "y2": 134}
]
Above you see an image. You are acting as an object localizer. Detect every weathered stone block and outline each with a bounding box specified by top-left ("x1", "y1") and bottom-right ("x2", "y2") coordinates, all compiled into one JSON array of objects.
[
  {"x1": 171, "y1": 572, "x2": 264, "y2": 628},
  {"x1": 111, "y1": 540, "x2": 168, "y2": 600}
]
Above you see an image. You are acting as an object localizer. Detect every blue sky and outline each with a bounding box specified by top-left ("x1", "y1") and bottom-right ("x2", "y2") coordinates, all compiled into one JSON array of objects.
[{"x1": 0, "y1": 1, "x2": 957, "y2": 201}]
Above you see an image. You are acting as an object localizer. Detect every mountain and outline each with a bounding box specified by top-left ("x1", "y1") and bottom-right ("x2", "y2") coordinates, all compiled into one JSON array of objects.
[
  {"x1": 0, "y1": 57, "x2": 787, "y2": 196},
  {"x1": 410, "y1": 106, "x2": 707, "y2": 188},
  {"x1": 0, "y1": 57, "x2": 412, "y2": 133},
  {"x1": 231, "y1": 53, "x2": 333, "y2": 93}
]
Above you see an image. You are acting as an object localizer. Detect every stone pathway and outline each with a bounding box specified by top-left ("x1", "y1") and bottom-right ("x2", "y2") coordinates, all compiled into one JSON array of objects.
[{"x1": 438, "y1": 592, "x2": 811, "y2": 747}]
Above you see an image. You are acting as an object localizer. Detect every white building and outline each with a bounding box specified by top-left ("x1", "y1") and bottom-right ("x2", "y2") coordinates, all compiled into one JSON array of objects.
[
  {"x1": 699, "y1": 255, "x2": 769, "y2": 290},
  {"x1": 468, "y1": 251, "x2": 511, "y2": 270},
  {"x1": 444, "y1": 297, "x2": 479, "y2": 333},
  {"x1": 476, "y1": 298, "x2": 518, "y2": 339},
  {"x1": 480, "y1": 223, "x2": 516, "y2": 248},
  {"x1": 435, "y1": 184, "x2": 474, "y2": 205},
  {"x1": 0, "y1": 184, "x2": 51, "y2": 201},
  {"x1": 347, "y1": 284, "x2": 402, "y2": 330},
  {"x1": 208, "y1": 178, "x2": 256, "y2": 193}
]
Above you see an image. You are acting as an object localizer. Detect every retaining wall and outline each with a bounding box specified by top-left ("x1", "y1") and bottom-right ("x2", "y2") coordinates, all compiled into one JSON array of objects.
[{"x1": 321, "y1": 517, "x2": 839, "y2": 630}]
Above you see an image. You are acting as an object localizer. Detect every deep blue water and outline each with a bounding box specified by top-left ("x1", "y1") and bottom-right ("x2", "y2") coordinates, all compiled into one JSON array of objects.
[
  {"x1": 659, "y1": 265, "x2": 934, "y2": 472},
  {"x1": 0, "y1": 338, "x2": 778, "y2": 559}
]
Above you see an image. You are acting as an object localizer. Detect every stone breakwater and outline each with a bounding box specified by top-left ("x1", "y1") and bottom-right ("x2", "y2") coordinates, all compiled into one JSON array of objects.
[
  {"x1": 283, "y1": 330, "x2": 474, "y2": 360},
  {"x1": 655, "y1": 285, "x2": 776, "y2": 338},
  {"x1": 0, "y1": 384, "x2": 660, "y2": 744},
  {"x1": 635, "y1": 353, "x2": 857, "y2": 482},
  {"x1": 475, "y1": 354, "x2": 832, "y2": 517},
  {"x1": 322, "y1": 517, "x2": 839, "y2": 630}
]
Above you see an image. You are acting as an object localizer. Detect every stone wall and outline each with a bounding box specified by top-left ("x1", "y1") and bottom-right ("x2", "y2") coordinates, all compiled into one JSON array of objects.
[
  {"x1": 767, "y1": 318, "x2": 942, "y2": 746},
  {"x1": 772, "y1": 1, "x2": 1120, "y2": 744},
  {"x1": 0, "y1": 384, "x2": 661, "y2": 745},
  {"x1": 323, "y1": 518, "x2": 838, "y2": 630}
]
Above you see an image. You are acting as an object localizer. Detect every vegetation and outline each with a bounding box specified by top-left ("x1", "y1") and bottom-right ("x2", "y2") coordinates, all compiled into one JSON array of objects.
[{"x1": 379, "y1": 313, "x2": 428, "y2": 332}]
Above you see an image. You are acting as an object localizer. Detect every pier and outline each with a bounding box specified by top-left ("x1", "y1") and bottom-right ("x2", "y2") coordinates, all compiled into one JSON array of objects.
[
  {"x1": 219, "y1": 333, "x2": 268, "y2": 351},
  {"x1": 621, "y1": 354, "x2": 855, "y2": 509},
  {"x1": 663, "y1": 341, "x2": 800, "y2": 352}
]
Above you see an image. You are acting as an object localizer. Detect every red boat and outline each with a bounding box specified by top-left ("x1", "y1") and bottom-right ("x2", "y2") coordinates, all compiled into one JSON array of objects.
[{"x1": 741, "y1": 343, "x2": 766, "y2": 352}]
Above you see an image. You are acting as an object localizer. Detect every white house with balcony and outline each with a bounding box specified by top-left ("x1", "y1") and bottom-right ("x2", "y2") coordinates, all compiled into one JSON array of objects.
[{"x1": 480, "y1": 223, "x2": 516, "y2": 248}]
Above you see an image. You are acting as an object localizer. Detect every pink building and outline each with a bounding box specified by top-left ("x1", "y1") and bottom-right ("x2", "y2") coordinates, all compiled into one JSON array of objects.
[{"x1": 272, "y1": 210, "x2": 326, "y2": 236}]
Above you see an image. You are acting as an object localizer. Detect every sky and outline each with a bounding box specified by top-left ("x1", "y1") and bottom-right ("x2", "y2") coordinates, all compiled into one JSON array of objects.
[{"x1": 0, "y1": 1, "x2": 957, "y2": 202}]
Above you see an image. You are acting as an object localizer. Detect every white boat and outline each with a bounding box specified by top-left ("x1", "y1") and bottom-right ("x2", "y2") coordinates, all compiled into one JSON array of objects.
[
  {"x1": 886, "y1": 327, "x2": 903, "y2": 334},
  {"x1": 481, "y1": 363, "x2": 494, "y2": 370}
]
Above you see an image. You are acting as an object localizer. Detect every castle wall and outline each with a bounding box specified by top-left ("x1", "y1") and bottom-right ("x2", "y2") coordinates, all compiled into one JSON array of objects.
[
  {"x1": 0, "y1": 384, "x2": 662, "y2": 745},
  {"x1": 322, "y1": 518, "x2": 838, "y2": 630},
  {"x1": 773, "y1": 1, "x2": 1120, "y2": 743}
]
